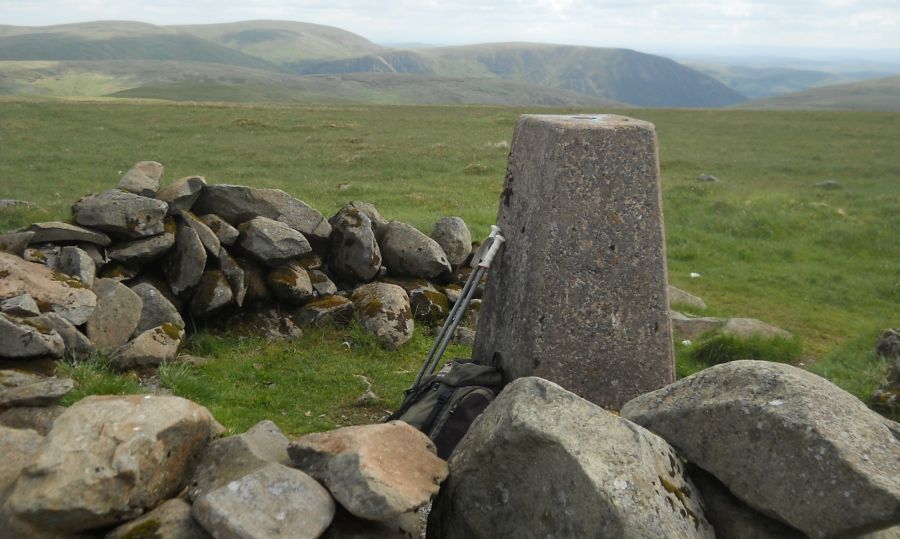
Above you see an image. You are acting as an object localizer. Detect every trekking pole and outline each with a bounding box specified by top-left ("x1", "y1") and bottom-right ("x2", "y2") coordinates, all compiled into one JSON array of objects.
[
  {"x1": 424, "y1": 230, "x2": 505, "y2": 382},
  {"x1": 412, "y1": 226, "x2": 502, "y2": 388}
]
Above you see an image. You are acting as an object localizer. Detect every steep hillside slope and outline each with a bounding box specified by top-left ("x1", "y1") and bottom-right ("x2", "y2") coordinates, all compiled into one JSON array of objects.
[
  {"x1": 739, "y1": 76, "x2": 900, "y2": 111},
  {"x1": 172, "y1": 20, "x2": 385, "y2": 64},
  {"x1": 691, "y1": 64, "x2": 886, "y2": 99}
]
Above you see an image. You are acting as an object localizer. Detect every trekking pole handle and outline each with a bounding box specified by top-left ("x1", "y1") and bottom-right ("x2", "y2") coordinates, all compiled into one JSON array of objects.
[
  {"x1": 478, "y1": 234, "x2": 505, "y2": 268},
  {"x1": 488, "y1": 225, "x2": 501, "y2": 238}
]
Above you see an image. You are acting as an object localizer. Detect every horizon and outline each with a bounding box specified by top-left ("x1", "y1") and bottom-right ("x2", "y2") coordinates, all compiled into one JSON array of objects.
[{"x1": 2, "y1": 0, "x2": 899, "y2": 59}]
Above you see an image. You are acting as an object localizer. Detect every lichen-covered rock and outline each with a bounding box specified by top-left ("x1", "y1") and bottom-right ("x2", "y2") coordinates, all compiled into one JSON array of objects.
[
  {"x1": 238, "y1": 216, "x2": 312, "y2": 267},
  {"x1": 86, "y1": 278, "x2": 143, "y2": 353},
  {"x1": 0, "y1": 375, "x2": 73, "y2": 407},
  {"x1": 157, "y1": 175, "x2": 207, "y2": 215},
  {"x1": 379, "y1": 221, "x2": 451, "y2": 280},
  {"x1": 409, "y1": 284, "x2": 449, "y2": 325},
  {"x1": 99, "y1": 262, "x2": 142, "y2": 282},
  {"x1": 0, "y1": 252, "x2": 97, "y2": 325},
  {"x1": 0, "y1": 312, "x2": 65, "y2": 358},
  {"x1": 24, "y1": 243, "x2": 61, "y2": 268},
  {"x1": 0, "y1": 230, "x2": 34, "y2": 256},
  {"x1": 668, "y1": 285, "x2": 707, "y2": 310},
  {"x1": 107, "y1": 230, "x2": 176, "y2": 264},
  {"x1": 72, "y1": 189, "x2": 168, "y2": 238},
  {"x1": 431, "y1": 216, "x2": 471, "y2": 268},
  {"x1": 428, "y1": 377, "x2": 713, "y2": 539},
  {"x1": 0, "y1": 404, "x2": 65, "y2": 435},
  {"x1": 130, "y1": 282, "x2": 184, "y2": 336},
  {"x1": 109, "y1": 324, "x2": 183, "y2": 370},
  {"x1": 164, "y1": 222, "x2": 207, "y2": 295},
  {"x1": 294, "y1": 295, "x2": 354, "y2": 328},
  {"x1": 193, "y1": 184, "x2": 331, "y2": 242},
  {"x1": 198, "y1": 213, "x2": 239, "y2": 246},
  {"x1": 235, "y1": 255, "x2": 270, "y2": 303},
  {"x1": 190, "y1": 270, "x2": 233, "y2": 318},
  {"x1": 289, "y1": 421, "x2": 448, "y2": 521},
  {"x1": 267, "y1": 264, "x2": 315, "y2": 304},
  {"x1": 347, "y1": 201, "x2": 388, "y2": 238},
  {"x1": 330, "y1": 205, "x2": 382, "y2": 283},
  {"x1": 877, "y1": 329, "x2": 900, "y2": 359},
  {"x1": 106, "y1": 498, "x2": 211, "y2": 539},
  {"x1": 219, "y1": 248, "x2": 247, "y2": 307},
  {"x1": 24, "y1": 221, "x2": 111, "y2": 246},
  {"x1": 621, "y1": 360, "x2": 900, "y2": 538},
  {"x1": 57, "y1": 245, "x2": 96, "y2": 287},
  {"x1": 8, "y1": 395, "x2": 221, "y2": 533},
  {"x1": 309, "y1": 269, "x2": 337, "y2": 297},
  {"x1": 192, "y1": 463, "x2": 335, "y2": 539},
  {"x1": 117, "y1": 160, "x2": 164, "y2": 197},
  {"x1": 351, "y1": 283, "x2": 414, "y2": 350},
  {"x1": 31, "y1": 312, "x2": 96, "y2": 359},
  {"x1": 181, "y1": 210, "x2": 221, "y2": 257},
  {"x1": 1, "y1": 293, "x2": 41, "y2": 317},
  {"x1": 189, "y1": 419, "x2": 291, "y2": 501}
]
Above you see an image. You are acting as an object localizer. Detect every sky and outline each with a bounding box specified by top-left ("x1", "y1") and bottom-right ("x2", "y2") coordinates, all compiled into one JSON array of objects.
[{"x1": 2, "y1": 0, "x2": 899, "y2": 54}]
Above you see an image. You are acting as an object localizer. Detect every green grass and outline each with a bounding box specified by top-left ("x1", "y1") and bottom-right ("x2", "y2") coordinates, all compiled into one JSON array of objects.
[
  {"x1": 56, "y1": 358, "x2": 144, "y2": 405},
  {"x1": 1, "y1": 98, "x2": 898, "y2": 428}
]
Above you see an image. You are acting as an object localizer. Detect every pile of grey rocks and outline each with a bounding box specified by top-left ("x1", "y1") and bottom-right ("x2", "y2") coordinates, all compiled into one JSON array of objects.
[
  {"x1": 1, "y1": 161, "x2": 481, "y2": 370},
  {"x1": 0, "y1": 374, "x2": 446, "y2": 538}
]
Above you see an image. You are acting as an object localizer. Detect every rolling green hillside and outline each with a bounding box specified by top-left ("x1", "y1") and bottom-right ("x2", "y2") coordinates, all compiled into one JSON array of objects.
[
  {"x1": 0, "y1": 20, "x2": 746, "y2": 108},
  {"x1": 690, "y1": 64, "x2": 850, "y2": 99},
  {"x1": 739, "y1": 76, "x2": 900, "y2": 111},
  {"x1": 172, "y1": 20, "x2": 385, "y2": 64}
]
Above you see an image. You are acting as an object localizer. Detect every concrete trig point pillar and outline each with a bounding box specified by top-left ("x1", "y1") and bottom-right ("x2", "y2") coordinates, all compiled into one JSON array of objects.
[{"x1": 473, "y1": 114, "x2": 673, "y2": 409}]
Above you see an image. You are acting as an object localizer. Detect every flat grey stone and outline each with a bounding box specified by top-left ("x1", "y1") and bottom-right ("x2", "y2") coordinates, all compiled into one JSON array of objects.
[
  {"x1": 24, "y1": 221, "x2": 111, "y2": 246},
  {"x1": 721, "y1": 318, "x2": 792, "y2": 339},
  {"x1": 192, "y1": 463, "x2": 335, "y2": 539},
  {"x1": 668, "y1": 285, "x2": 707, "y2": 310},
  {"x1": 670, "y1": 311, "x2": 725, "y2": 340},
  {"x1": 109, "y1": 325, "x2": 183, "y2": 370},
  {"x1": 428, "y1": 377, "x2": 713, "y2": 539},
  {"x1": 380, "y1": 221, "x2": 451, "y2": 280},
  {"x1": 1, "y1": 293, "x2": 40, "y2": 317},
  {"x1": 157, "y1": 175, "x2": 207, "y2": 214},
  {"x1": 473, "y1": 114, "x2": 673, "y2": 409},
  {"x1": 24, "y1": 243, "x2": 60, "y2": 268},
  {"x1": 31, "y1": 312, "x2": 96, "y2": 359},
  {"x1": 0, "y1": 376, "x2": 73, "y2": 407},
  {"x1": 164, "y1": 222, "x2": 207, "y2": 295},
  {"x1": 431, "y1": 216, "x2": 472, "y2": 268},
  {"x1": 57, "y1": 246, "x2": 96, "y2": 287},
  {"x1": 194, "y1": 184, "x2": 331, "y2": 242},
  {"x1": 86, "y1": 278, "x2": 143, "y2": 353},
  {"x1": 117, "y1": 160, "x2": 164, "y2": 197},
  {"x1": 107, "y1": 231, "x2": 176, "y2": 264},
  {"x1": 0, "y1": 313, "x2": 65, "y2": 359},
  {"x1": 72, "y1": 189, "x2": 168, "y2": 238},
  {"x1": 621, "y1": 360, "x2": 900, "y2": 538},
  {"x1": 238, "y1": 216, "x2": 312, "y2": 267},
  {"x1": 309, "y1": 269, "x2": 337, "y2": 297},
  {"x1": 198, "y1": 213, "x2": 239, "y2": 246}
]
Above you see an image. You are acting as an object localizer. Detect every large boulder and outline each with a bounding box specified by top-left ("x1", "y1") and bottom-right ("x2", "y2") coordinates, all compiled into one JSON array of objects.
[
  {"x1": 0, "y1": 252, "x2": 97, "y2": 325},
  {"x1": 192, "y1": 462, "x2": 335, "y2": 539},
  {"x1": 0, "y1": 426, "x2": 51, "y2": 539},
  {"x1": 329, "y1": 205, "x2": 382, "y2": 283},
  {"x1": 621, "y1": 360, "x2": 900, "y2": 538},
  {"x1": 431, "y1": 216, "x2": 471, "y2": 268},
  {"x1": 0, "y1": 404, "x2": 65, "y2": 435},
  {"x1": 164, "y1": 222, "x2": 208, "y2": 295},
  {"x1": 72, "y1": 189, "x2": 168, "y2": 238},
  {"x1": 86, "y1": 278, "x2": 143, "y2": 353},
  {"x1": 379, "y1": 222, "x2": 451, "y2": 280},
  {"x1": 189, "y1": 419, "x2": 291, "y2": 501},
  {"x1": 0, "y1": 312, "x2": 65, "y2": 358},
  {"x1": 109, "y1": 324, "x2": 183, "y2": 370},
  {"x1": 350, "y1": 283, "x2": 414, "y2": 350},
  {"x1": 346, "y1": 201, "x2": 388, "y2": 238},
  {"x1": 289, "y1": 421, "x2": 448, "y2": 521},
  {"x1": 8, "y1": 395, "x2": 221, "y2": 533},
  {"x1": 268, "y1": 264, "x2": 315, "y2": 304},
  {"x1": 238, "y1": 216, "x2": 313, "y2": 267},
  {"x1": 0, "y1": 371, "x2": 73, "y2": 407},
  {"x1": 106, "y1": 498, "x2": 211, "y2": 539},
  {"x1": 117, "y1": 160, "x2": 164, "y2": 197},
  {"x1": 428, "y1": 377, "x2": 714, "y2": 539},
  {"x1": 157, "y1": 175, "x2": 207, "y2": 215},
  {"x1": 190, "y1": 270, "x2": 233, "y2": 318},
  {"x1": 130, "y1": 282, "x2": 185, "y2": 336},
  {"x1": 193, "y1": 184, "x2": 331, "y2": 242},
  {"x1": 24, "y1": 221, "x2": 111, "y2": 246}
]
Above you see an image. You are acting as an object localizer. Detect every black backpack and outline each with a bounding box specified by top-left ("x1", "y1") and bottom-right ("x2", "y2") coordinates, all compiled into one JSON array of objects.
[{"x1": 389, "y1": 359, "x2": 503, "y2": 459}]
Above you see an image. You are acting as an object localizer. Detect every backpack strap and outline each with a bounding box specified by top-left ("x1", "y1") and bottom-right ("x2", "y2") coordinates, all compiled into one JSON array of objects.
[{"x1": 420, "y1": 384, "x2": 455, "y2": 435}]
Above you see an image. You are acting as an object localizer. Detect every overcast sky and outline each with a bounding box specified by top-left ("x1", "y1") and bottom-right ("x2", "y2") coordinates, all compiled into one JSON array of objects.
[{"x1": 2, "y1": 0, "x2": 899, "y2": 53}]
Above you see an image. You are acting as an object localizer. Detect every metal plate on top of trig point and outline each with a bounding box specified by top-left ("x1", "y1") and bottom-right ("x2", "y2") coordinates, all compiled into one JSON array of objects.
[{"x1": 473, "y1": 114, "x2": 673, "y2": 409}]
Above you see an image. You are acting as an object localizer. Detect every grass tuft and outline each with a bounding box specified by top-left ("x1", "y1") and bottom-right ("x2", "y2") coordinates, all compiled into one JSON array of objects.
[
  {"x1": 56, "y1": 358, "x2": 144, "y2": 405},
  {"x1": 687, "y1": 333, "x2": 803, "y2": 367}
]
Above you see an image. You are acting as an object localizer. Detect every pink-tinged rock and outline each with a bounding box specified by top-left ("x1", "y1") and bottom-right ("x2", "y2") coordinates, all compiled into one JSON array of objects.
[{"x1": 0, "y1": 252, "x2": 97, "y2": 326}]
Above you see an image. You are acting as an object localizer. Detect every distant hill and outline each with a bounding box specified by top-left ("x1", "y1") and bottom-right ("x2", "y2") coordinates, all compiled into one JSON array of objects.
[
  {"x1": 691, "y1": 63, "x2": 888, "y2": 99},
  {"x1": 0, "y1": 20, "x2": 747, "y2": 108},
  {"x1": 739, "y1": 76, "x2": 900, "y2": 111}
]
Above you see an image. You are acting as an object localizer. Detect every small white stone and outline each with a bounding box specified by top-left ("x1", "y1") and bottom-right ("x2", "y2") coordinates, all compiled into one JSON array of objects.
[
  {"x1": 689, "y1": 272, "x2": 701, "y2": 278},
  {"x1": 681, "y1": 339, "x2": 692, "y2": 347},
  {"x1": 768, "y1": 399, "x2": 784, "y2": 406},
  {"x1": 613, "y1": 479, "x2": 628, "y2": 490}
]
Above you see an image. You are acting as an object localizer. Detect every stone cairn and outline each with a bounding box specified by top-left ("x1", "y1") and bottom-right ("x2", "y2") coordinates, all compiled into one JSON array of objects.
[
  {"x1": 0, "y1": 161, "x2": 481, "y2": 373},
  {"x1": 2, "y1": 120, "x2": 898, "y2": 538}
]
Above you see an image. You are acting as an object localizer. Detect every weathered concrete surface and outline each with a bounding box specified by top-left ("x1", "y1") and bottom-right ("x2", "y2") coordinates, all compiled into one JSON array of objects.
[{"x1": 472, "y1": 114, "x2": 673, "y2": 409}]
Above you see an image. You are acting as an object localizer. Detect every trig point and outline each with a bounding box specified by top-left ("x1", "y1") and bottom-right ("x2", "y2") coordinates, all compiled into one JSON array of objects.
[{"x1": 473, "y1": 114, "x2": 674, "y2": 409}]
